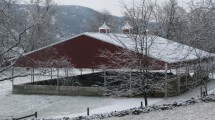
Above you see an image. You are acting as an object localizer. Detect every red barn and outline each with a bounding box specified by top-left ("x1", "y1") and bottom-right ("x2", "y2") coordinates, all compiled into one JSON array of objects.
[
  {"x1": 14, "y1": 22, "x2": 211, "y2": 70},
  {"x1": 14, "y1": 32, "x2": 166, "y2": 69}
]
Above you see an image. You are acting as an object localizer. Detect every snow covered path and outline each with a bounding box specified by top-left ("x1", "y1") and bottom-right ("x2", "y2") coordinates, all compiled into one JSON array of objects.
[{"x1": 107, "y1": 102, "x2": 215, "y2": 120}]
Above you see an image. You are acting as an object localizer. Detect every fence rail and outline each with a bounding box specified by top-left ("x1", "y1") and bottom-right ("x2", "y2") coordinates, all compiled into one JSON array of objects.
[{"x1": 13, "y1": 112, "x2": 37, "y2": 120}]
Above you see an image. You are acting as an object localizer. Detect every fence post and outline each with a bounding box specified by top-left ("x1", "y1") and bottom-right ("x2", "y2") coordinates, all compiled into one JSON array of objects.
[
  {"x1": 87, "y1": 107, "x2": 90, "y2": 116},
  {"x1": 35, "y1": 112, "x2": 37, "y2": 118},
  {"x1": 141, "y1": 101, "x2": 143, "y2": 108}
]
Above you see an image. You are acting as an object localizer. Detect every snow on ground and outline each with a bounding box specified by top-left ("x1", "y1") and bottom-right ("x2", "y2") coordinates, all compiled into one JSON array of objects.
[
  {"x1": 0, "y1": 72, "x2": 162, "y2": 119},
  {"x1": 51, "y1": 98, "x2": 162, "y2": 119},
  {"x1": 107, "y1": 102, "x2": 215, "y2": 120},
  {"x1": 52, "y1": 78, "x2": 215, "y2": 119},
  {"x1": 0, "y1": 69, "x2": 215, "y2": 119}
]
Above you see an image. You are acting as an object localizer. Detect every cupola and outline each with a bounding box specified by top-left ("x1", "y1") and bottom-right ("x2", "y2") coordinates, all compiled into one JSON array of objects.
[
  {"x1": 122, "y1": 21, "x2": 133, "y2": 34},
  {"x1": 99, "y1": 22, "x2": 110, "y2": 33}
]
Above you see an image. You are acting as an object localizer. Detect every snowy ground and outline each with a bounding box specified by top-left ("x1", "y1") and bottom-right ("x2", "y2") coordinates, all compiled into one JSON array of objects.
[
  {"x1": 107, "y1": 102, "x2": 215, "y2": 120},
  {"x1": 0, "y1": 79, "x2": 161, "y2": 119},
  {"x1": 0, "y1": 69, "x2": 215, "y2": 119}
]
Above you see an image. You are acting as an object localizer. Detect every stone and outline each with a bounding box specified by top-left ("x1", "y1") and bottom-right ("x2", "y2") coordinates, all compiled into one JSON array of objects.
[
  {"x1": 132, "y1": 110, "x2": 141, "y2": 115},
  {"x1": 172, "y1": 102, "x2": 178, "y2": 107},
  {"x1": 63, "y1": 117, "x2": 69, "y2": 120}
]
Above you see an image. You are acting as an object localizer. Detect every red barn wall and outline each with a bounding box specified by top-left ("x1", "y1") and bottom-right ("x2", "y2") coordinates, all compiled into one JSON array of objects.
[
  {"x1": 15, "y1": 34, "x2": 165, "y2": 69},
  {"x1": 15, "y1": 35, "x2": 121, "y2": 68}
]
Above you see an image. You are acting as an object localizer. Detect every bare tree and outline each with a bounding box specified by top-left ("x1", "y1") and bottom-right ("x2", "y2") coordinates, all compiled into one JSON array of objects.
[
  {"x1": 185, "y1": 0, "x2": 215, "y2": 53},
  {"x1": 182, "y1": 0, "x2": 215, "y2": 96},
  {"x1": 22, "y1": 0, "x2": 59, "y2": 52},
  {"x1": 0, "y1": 0, "x2": 59, "y2": 82},
  {"x1": 0, "y1": 0, "x2": 33, "y2": 80},
  {"x1": 155, "y1": 0, "x2": 187, "y2": 41},
  {"x1": 99, "y1": 0, "x2": 160, "y2": 106}
]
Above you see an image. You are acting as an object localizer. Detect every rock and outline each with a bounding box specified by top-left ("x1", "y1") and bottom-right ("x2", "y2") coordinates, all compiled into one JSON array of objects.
[
  {"x1": 177, "y1": 102, "x2": 184, "y2": 107},
  {"x1": 132, "y1": 110, "x2": 141, "y2": 115},
  {"x1": 172, "y1": 102, "x2": 178, "y2": 107},
  {"x1": 151, "y1": 105, "x2": 160, "y2": 111},
  {"x1": 142, "y1": 108, "x2": 150, "y2": 113},
  {"x1": 186, "y1": 99, "x2": 196, "y2": 105},
  {"x1": 75, "y1": 116, "x2": 86, "y2": 120},
  {"x1": 115, "y1": 111, "x2": 123, "y2": 117},
  {"x1": 110, "y1": 111, "x2": 117, "y2": 117},
  {"x1": 161, "y1": 104, "x2": 172, "y2": 110},
  {"x1": 63, "y1": 117, "x2": 69, "y2": 120}
]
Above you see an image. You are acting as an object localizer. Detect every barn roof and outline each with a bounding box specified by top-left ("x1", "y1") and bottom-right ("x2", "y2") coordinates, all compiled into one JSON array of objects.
[
  {"x1": 83, "y1": 32, "x2": 212, "y2": 64},
  {"x1": 14, "y1": 32, "x2": 212, "y2": 69}
]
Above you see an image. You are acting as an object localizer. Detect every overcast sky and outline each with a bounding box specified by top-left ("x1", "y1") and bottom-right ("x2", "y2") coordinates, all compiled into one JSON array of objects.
[{"x1": 22, "y1": 0, "x2": 191, "y2": 16}]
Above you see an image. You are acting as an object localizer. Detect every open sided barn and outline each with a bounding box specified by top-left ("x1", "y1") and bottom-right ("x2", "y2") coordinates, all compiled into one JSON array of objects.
[{"x1": 12, "y1": 23, "x2": 213, "y2": 97}]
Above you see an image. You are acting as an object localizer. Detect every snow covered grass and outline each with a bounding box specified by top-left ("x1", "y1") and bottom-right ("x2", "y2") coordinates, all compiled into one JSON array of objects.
[
  {"x1": 107, "y1": 102, "x2": 215, "y2": 120},
  {"x1": 51, "y1": 98, "x2": 162, "y2": 119},
  {"x1": 0, "y1": 84, "x2": 161, "y2": 119}
]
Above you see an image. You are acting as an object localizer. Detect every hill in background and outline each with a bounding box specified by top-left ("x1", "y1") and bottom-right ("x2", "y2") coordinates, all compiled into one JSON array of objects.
[{"x1": 55, "y1": 5, "x2": 122, "y2": 39}]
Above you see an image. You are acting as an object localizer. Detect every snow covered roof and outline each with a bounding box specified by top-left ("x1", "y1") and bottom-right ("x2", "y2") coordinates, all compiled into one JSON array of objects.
[
  {"x1": 18, "y1": 32, "x2": 212, "y2": 66},
  {"x1": 99, "y1": 22, "x2": 110, "y2": 30},
  {"x1": 122, "y1": 21, "x2": 132, "y2": 30},
  {"x1": 83, "y1": 32, "x2": 212, "y2": 64}
]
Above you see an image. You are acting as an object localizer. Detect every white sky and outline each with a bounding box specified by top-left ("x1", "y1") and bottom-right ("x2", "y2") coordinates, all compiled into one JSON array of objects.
[{"x1": 22, "y1": 0, "x2": 191, "y2": 16}]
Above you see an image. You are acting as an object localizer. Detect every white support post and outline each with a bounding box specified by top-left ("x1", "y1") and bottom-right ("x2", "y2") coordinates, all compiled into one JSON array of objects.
[
  {"x1": 65, "y1": 67, "x2": 69, "y2": 85},
  {"x1": 164, "y1": 63, "x2": 168, "y2": 98},
  {"x1": 31, "y1": 68, "x2": 33, "y2": 83},
  {"x1": 11, "y1": 67, "x2": 14, "y2": 92},
  {"x1": 30, "y1": 68, "x2": 35, "y2": 83},
  {"x1": 185, "y1": 64, "x2": 188, "y2": 89},
  {"x1": 210, "y1": 58, "x2": 214, "y2": 79},
  {"x1": 129, "y1": 69, "x2": 132, "y2": 91},
  {"x1": 176, "y1": 67, "x2": 181, "y2": 95},
  {"x1": 103, "y1": 68, "x2": 107, "y2": 87},
  {"x1": 50, "y1": 67, "x2": 53, "y2": 80},
  {"x1": 80, "y1": 69, "x2": 83, "y2": 75},
  {"x1": 57, "y1": 68, "x2": 60, "y2": 95},
  {"x1": 66, "y1": 68, "x2": 69, "y2": 77},
  {"x1": 32, "y1": 68, "x2": 35, "y2": 83},
  {"x1": 187, "y1": 64, "x2": 190, "y2": 74}
]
